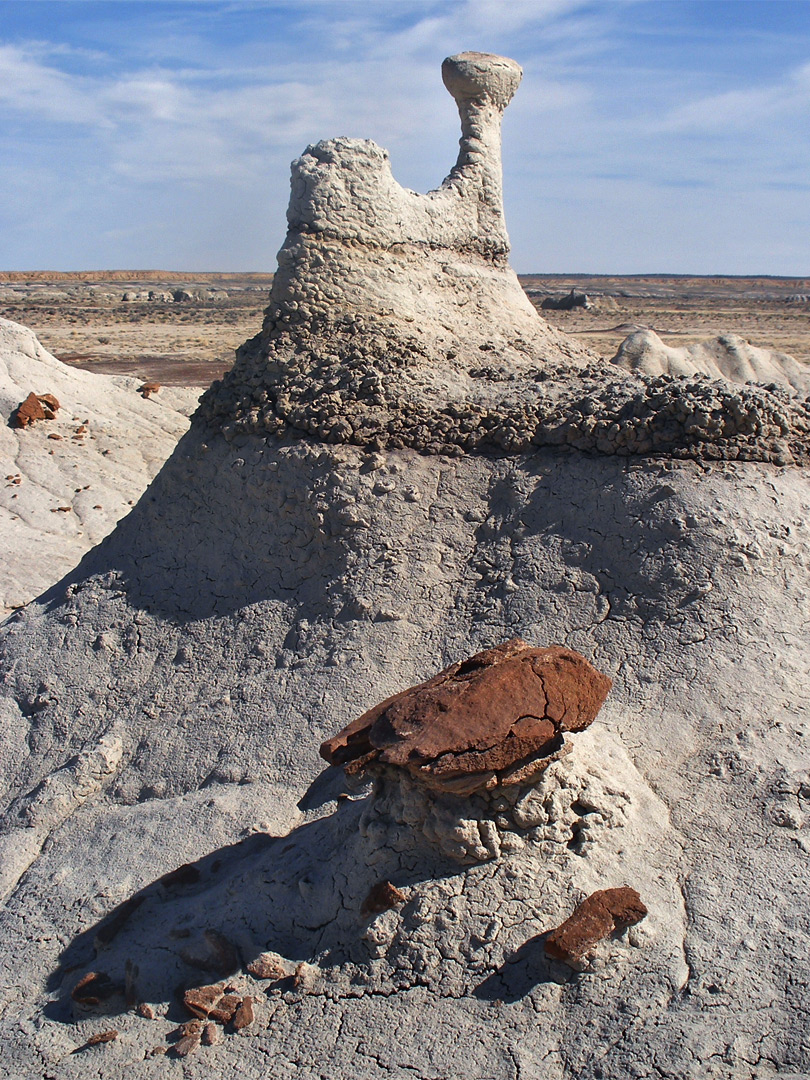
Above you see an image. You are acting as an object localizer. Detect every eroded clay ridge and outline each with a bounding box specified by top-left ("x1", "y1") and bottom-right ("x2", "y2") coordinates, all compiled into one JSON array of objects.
[{"x1": 198, "y1": 52, "x2": 810, "y2": 465}]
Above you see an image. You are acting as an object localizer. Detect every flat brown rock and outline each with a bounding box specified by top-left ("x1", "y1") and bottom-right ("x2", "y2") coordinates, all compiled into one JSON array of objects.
[
  {"x1": 320, "y1": 640, "x2": 611, "y2": 793},
  {"x1": 183, "y1": 983, "x2": 224, "y2": 1019},
  {"x1": 544, "y1": 886, "x2": 648, "y2": 965}
]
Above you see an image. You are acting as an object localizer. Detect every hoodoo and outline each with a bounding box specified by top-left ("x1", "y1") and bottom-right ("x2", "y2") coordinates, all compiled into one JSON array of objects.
[{"x1": 0, "y1": 53, "x2": 809, "y2": 1080}]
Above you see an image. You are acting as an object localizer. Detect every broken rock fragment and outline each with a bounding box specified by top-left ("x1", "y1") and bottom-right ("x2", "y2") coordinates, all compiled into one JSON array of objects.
[
  {"x1": 12, "y1": 391, "x2": 61, "y2": 427},
  {"x1": 246, "y1": 952, "x2": 289, "y2": 981},
  {"x1": 321, "y1": 639, "x2": 612, "y2": 795},
  {"x1": 362, "y1": 880, "x2": 407, "y2": 916},
  {"x1": 544, "y1": 886, "x2": 648, "y2": 966}
]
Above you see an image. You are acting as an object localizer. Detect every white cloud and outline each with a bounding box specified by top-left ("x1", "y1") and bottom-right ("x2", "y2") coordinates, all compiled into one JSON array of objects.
[
  {"x1": 0, "y1": 0, "x2": 806, "y2": 273},
  {"x1": 661, "y1": 59, "x2": 810, "y2": 133}
]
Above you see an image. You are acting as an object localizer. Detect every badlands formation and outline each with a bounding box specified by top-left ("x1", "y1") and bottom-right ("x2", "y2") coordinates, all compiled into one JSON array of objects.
[
  {"x1": 1, "y1": 51, "x2": 810, "y2": 1080},
  {"x1": 0, "y1": 319, "x2": 198, "y2": 615}
]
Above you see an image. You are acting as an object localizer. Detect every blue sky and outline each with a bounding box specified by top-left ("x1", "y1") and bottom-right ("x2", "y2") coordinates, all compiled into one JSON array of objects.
[{"x1": 0, "y1": 0, "x2": 808, "y2": 274}]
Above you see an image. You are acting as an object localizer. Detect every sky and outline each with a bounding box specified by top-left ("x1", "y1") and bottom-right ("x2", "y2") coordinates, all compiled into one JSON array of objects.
[{"x1": 0, "y1": 0, "x2": 808, "y2": 275}]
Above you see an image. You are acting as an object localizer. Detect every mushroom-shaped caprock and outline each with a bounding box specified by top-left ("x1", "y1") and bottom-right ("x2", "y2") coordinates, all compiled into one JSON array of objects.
[
  {"x1": 440, "y1": 52, "x2": 523, "y2": 250},
  {"x1": 441, "y1": 51, "x2": 522, "y2": 109},
  {"x1": 320, "y1": 639, "x2": 612, "y2": 796}
]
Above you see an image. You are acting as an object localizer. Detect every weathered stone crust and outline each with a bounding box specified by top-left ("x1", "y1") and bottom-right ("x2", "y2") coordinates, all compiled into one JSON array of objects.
[{"x1": 320, "y1": 639, "x2": 612, "y2": 794}]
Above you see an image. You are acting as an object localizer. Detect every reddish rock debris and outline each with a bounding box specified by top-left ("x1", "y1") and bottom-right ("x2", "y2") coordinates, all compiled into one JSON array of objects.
[
  {"x1": 544, "y1": 886, "x2": 648, "y2": 965},
  {"x1": 361, "y1": 880, "x2": 407, "y2": 916},
  {"x1": 246, "y1": 952, "x2": 289, "y2": 981},
  {"x1": 232, "y1": 997, "x2": 255, "y2": 1031},
  {"x1": 183, "y1": 984, "x2": 224, "y2": 1019},
  {"x1": 139, "y1": 382, "x2": 161, "y2": 398},
  {"x1": 173, "y1": 1032, "x2": 201, "y2": 1057},
  {"x1": 202, "y1": 1021, "x2": 220, "y2": 1045},
  {"x1": 13, "y1": 392, "x2": 61, "y2": 427},
  {"x1": 320, "y1": 639, "x2": 612, "y2": 794},
  {"x1": 83, "y1": 1030, "x2": 118, "y2": 1048}
]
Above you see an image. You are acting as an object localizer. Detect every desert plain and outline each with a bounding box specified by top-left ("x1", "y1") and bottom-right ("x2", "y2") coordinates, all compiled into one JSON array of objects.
[{"x1": 2, "y1": 270, "x2": 807, "y2": 390}]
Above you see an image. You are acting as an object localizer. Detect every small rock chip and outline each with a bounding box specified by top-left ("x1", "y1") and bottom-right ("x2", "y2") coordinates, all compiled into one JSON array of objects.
[
  {"x1": 85, "y1": 1030, "x2": 118, "y2": 1047},
  {"x1": 201, "y1": 1022, "x2": 220, "y2": 1046},
  {"x1": 173, "y1": 1033, "x2": 201, "y2": 1057},
  {"x1": 51, "y1": 506, "x2": 72, "y2": 513},
  {"x1": 362, "y1": 880, "x2": 407, "y2": 916},
  {"x1": 544, "y1": 886, "x2": 648, "y2": 966},
  {"x1": 135, "y1": 1002, "x2": 155, "y2": 1019},
  {"x1": 246, "y1": 952, "x2": 289, "y2": 981},
  {"x1": 293, "y1": 962, "x2": 318, "y2": 992},
  {"x1": 208, "y1": 994, "x2": 241, "y2": 1024},
  {"x1": 232, "y1": 997, "x2": 254, "y2": 1031},
  {"x1": 177, "y1": 1020, "x2": 202, "y2": 1037},
  {"x1": 150, "y1": 1046, "x2": 167, "y2": 1056},
  {"x1": 47, "y1": 433, "x2": 63, "y2": 440},
  {"x1": 183, "y1": 983, "x2": 224, "y2": 1019}
]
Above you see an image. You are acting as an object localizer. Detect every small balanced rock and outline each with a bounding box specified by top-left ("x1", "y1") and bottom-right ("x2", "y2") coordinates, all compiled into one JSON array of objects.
[
  {"x1": 544, "y1": 886, "x2": 648, "y2": 966},
  {"x1": 139, "y1": 382, "x2": 161, "y2": 399},
  {"x1": 321, "y1": 639, "x2": 612, "y2": 795}
]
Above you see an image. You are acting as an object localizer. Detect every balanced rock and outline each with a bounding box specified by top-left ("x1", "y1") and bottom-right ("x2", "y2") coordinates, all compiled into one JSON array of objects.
[{"x1": 321, "y1": 639, "x2": 611, "y2": 794}]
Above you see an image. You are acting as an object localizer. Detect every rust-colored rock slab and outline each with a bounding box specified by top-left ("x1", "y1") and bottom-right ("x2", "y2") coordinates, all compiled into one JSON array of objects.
[
  {"x1": 544, "y1": 886, "x2": 647, "y2": 965},
  {"x1": 183, "y1": 983, "x2": 224, "y2": 1019},
  {"x1": 320, "y1": 639, "x2": 611, "y2": 793}
]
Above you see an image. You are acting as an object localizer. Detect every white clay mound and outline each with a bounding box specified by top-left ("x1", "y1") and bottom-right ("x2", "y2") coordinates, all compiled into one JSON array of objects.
[
  {"x1": 612, "y1": 327, "x2": 810, "y2": 393},
  {"x1": 0, "y1": 317, "x2": 199, "y2": 614},
  {"x1": 1, "y1": 52, "x2": 810, "y2": 1080}
]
